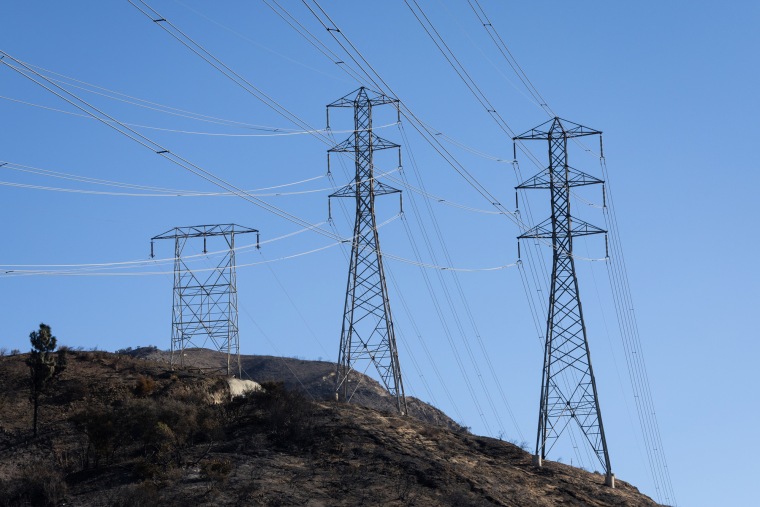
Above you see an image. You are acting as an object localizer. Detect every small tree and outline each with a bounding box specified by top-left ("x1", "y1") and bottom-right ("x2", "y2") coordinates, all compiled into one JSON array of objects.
[{"x1": 26, "y1": 323, "x2": 66, "y2": 436}]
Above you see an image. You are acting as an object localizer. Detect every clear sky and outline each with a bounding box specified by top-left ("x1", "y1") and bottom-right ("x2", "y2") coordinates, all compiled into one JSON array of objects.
[{"x1": 1, "y1": 2, "x2": 757, "y2": 506}]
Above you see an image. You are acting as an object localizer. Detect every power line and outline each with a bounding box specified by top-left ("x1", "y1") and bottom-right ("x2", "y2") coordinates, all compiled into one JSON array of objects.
[
  {"x1": 127, "y1": 0, "x2": 338, "y2": 148},
  {"x1": 0, "y1": 51, "x2": 342, "y2": 242},
  {"x1": 600, "y1": 156, "x2": 678, "y2": 505},
  {"x1": 0, "y1": 91, "x2": 400, "y2": 137},
  {"x1": 2, "y1": 213, "x2": 510, "y2": 277},
  {"x1": 0, "y1": 161, "x2": 398, "y2": 199},
  {"x1": 466, "y1": 0, "x2": 556, "y2": 118},
  {"x1": 174, "y1": 0, "x2": 353, "y2": 85},
  {"x1": 22, "y1": 61, "x2": 295, "y2": 131}
]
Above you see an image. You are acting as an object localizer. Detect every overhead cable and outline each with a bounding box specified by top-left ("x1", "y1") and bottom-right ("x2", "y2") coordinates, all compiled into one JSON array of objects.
[{"x1": 0, "y1": 51, "x2": 342, "y2": 242}]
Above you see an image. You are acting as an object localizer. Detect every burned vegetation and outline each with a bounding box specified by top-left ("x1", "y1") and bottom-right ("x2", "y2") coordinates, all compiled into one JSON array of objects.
[{"x1": 0, "y1": 349, "x2": 661, "y2": 506}]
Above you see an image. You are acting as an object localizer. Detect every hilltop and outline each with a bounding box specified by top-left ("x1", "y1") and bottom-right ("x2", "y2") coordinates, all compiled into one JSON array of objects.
[
  {"x1": 0, "y1": 348, "x2": 661, "y2": 506},
  {"x1": 127, "y1": 347, "x2": 464, "y2": 432}
]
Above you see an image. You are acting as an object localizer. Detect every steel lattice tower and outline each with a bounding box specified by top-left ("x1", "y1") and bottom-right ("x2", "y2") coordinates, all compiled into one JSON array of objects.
[
  {"x1": 151, "y1": 224, "x2": 259, "y2": 377},
  {"x1": 515, "y1": 117, "x2": 614, "y2": 487},
  {"x1": 327, "y1": 87, "x2": 406, "y2": 414}
]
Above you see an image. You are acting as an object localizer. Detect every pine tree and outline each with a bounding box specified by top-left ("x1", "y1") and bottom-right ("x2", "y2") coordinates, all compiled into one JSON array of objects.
[{"x1": 26, "y1": 323, "x2": 66, "y2": 437}]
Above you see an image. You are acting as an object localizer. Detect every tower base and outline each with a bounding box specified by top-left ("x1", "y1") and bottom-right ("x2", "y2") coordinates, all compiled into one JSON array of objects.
[
  {"x1": 532, "y1": 454, "x2": 542, "y2": 467},
  {"x1": 605, "y1": 473, "x2": 615, "y2": 488}
]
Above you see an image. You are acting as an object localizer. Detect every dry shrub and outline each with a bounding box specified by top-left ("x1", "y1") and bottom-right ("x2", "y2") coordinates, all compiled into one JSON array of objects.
[
  {"x1": 71, "y1": 405, "x2": 120, "y2": 468},
  {"x1": 110, "y1": 481, "x2": 161, "y2": 507},
  {"x1": 57, "y1": 378, "x2": 89, "y2": 403},
  {"x1": 0, "y1": 462, "x2": 67, "y2": 507},
  {"x1": 201, "y1": 458, "x2": 233, "y2": 484},
  {"x1": 72, "y1": 394, "x2": 221, "y2": 472},
  {"x1": 132, "y1": 458, "x2": 163, "y2": 481},
  {"x1": 253, "y1": 381, "x2": 316, "y2": 447},
  {"x1": 134, "y1": 375, "x2": 156, "y2": 397}
]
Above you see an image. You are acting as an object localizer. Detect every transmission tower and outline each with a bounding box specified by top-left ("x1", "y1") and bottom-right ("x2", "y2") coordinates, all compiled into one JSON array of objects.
[
  {"x1": 327, "y1": 87, "x2": 407, "y2": 414},
  {"x1": 151, "y1": 224, "x2": 259, "y2": 377},
  {"x1": 515, "y1": 117, "x2": 614, "y2": 487}
]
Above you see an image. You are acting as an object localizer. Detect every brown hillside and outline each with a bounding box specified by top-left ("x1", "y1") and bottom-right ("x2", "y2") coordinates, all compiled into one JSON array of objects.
[
  {"x1": 129, "y1": 347, "x2": 464, "y2": 432},
  {"x1": 0, "y1": 349, "x2": 661, "y2": 506}
]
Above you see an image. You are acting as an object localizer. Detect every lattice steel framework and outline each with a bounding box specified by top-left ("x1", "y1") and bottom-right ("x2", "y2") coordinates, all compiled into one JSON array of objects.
[
  {"x1": 515, "y1": 117, "x2": 614, "y2": 486},
  {"x1": 151, "y1": 224, "x2": 259, "y2": 377},
  {"x1": 327, "y1": 87, "x2": 407, "y2": 414}
]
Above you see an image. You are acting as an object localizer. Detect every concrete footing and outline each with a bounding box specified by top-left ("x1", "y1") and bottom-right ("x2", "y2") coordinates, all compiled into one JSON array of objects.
[
  {"x1": 532, "y1": 454, "x2": 542, "y2": 467},
  {"x1": 605, "y1": 473, "x2": 615, "y2": 488}
]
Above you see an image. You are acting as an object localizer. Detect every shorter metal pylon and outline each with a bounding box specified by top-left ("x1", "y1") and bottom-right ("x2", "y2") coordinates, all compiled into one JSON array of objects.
[{"x1": 151, "y1": 224, "x2": 259, "y2": 377}]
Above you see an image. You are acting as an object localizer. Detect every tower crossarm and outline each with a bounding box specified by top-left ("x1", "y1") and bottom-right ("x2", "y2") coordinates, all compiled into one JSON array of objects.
[
  {"x1": 329, "y1": 134, "x2": 400, "y2": 153},
  {"x1": 330, "y1": 179, "x2": 401, "y2": 199},
  {"x1": 151, "y1": 224, "x2": 259, "y2": 241},
  {"x1": 516, "y1": 166, "x2": 604, "y2": 190},
  {"x1": 518, "y1": 217, "x2": 606, "y2": 240},
  {"x1": 567, "y1": 218, "x2": 606, "y2": 237},
  {"x1": 514, "y1": 117, "x2": 601, "y2": 140},
  {"x1": 327, "y1": 87, "x2": 399, "y2": 110}
]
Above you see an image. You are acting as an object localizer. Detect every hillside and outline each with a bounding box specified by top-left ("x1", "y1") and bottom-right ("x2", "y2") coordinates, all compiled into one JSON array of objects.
[
  {"x1": 0, "y1": 349, "x2": 662, "y2": 506},
  {"x1": 128, "y1": 347, "x2": 464, "y2": 432}
]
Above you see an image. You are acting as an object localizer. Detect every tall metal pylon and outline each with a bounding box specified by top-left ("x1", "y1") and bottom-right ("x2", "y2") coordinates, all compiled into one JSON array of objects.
[
  {"x1": 327, "y1": 87, "x2": 407, "y2": 414},
  {"x1": 515, "y1": 117, "x2": 614, "y2": 487},
  {"x1": 151, "y1": 224, "x2": 259, "y2": 377}
]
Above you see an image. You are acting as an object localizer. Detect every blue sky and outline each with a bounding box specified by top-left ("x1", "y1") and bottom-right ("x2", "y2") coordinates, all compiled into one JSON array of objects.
[{"x1": 1, "y1": 2, "x2": 758, "y2": 506}]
